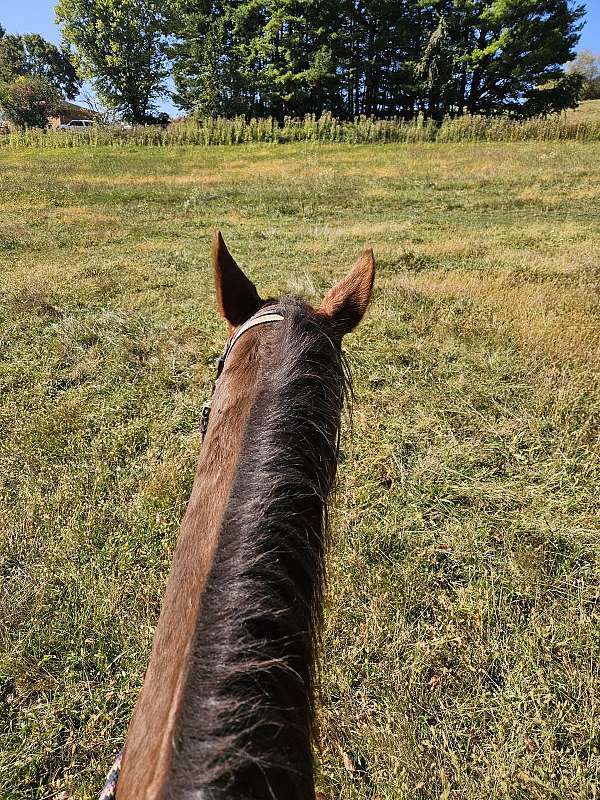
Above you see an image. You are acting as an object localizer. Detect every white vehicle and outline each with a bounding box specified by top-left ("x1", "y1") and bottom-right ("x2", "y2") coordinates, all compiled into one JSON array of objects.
[{"x1": 58, "y1": 119, "x2": 95, "y2": 130}]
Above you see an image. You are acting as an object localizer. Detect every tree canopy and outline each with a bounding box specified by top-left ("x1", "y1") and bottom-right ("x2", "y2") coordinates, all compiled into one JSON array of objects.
[
  {"x1": 55, "y1": 0, "x2": 169, "y2": 123},
  {"x1": 0, "y1": 28, "x2": 80, "y2": 99},
  {"x1": 167, "y1": 0, "x2": 585, "y2": 120},
  {"x1": 50, "y1": 0, "x2": 585, "y2": 121},
  {"x1": 0, "y1": 74, "x2": 62, "y2": 128}
]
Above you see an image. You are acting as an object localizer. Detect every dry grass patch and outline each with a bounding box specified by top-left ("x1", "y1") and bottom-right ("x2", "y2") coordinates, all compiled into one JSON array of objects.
[{"x1": 397, "y1": 269, "x2": 600, "y2": 366}]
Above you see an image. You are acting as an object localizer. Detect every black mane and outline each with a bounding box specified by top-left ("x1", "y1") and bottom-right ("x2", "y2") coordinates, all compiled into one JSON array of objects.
[{"x1": 167, "y1": 297, "x2": 349, "y2": 799}]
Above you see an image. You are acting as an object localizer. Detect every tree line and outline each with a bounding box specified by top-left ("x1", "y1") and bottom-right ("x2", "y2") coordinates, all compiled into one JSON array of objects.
[
  {"x1": 0, "y1": 1, "x2": 591, "y2": 127},
  {"x1": 167, "y1": 0, "x2": 585, "y2": 120}
]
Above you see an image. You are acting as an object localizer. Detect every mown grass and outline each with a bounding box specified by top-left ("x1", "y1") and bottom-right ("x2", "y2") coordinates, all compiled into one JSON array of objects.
[{"x1": 1, "y1": 142, "x2": 599, "y2": 800}]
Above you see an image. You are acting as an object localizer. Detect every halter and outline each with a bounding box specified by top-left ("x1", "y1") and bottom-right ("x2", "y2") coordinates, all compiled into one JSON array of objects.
[{"x1": 200, "y1": 305, "x2": 285, "y2": 440}]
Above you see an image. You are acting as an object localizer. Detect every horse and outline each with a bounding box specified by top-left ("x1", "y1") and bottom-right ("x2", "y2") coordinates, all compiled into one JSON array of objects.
[{"x1": 113, "y1": 231, "x2": 375, "y2": 800}]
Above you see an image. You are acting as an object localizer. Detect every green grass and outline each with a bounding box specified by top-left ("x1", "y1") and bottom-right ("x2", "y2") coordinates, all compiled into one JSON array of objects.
[{"x1": 1, "y1": 142, "x2": 599, "y2": 800}]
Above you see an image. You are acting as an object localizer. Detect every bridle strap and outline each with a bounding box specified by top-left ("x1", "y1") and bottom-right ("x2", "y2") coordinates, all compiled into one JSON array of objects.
[
  {"x1": 217, "y1": 307, "x2": 284, "y2": 379},
  {"x1": 201, "y1": 306, "x2": 284, "y2": 440}
]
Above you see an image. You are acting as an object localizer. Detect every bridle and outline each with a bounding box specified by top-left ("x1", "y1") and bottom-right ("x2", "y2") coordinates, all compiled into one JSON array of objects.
[{"x1": 200, "y1": 305, "x2": 285, "y2": 441}]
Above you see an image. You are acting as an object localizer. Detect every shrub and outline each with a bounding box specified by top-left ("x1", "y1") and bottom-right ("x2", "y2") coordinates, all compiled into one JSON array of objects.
[
  {"x1": 1, "y1": 111, "x2": 600, "y2": 148},
  {"x1": 0, "y1": 75, "x2": 61, "y2": 129}
]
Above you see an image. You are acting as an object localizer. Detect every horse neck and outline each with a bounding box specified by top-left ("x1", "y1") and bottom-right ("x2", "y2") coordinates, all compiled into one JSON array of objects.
[
  {"x1": 118, "y1": 302, "x2": 345, "y2": 800},
  {"x1": 116, "y1": 331, "x2": 267, "y2": 800}
]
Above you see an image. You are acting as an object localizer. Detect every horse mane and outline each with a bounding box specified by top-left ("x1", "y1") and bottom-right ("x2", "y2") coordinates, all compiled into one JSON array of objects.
[{"x1": 167, "y1": 296, "x2": 350, "y2": 799}]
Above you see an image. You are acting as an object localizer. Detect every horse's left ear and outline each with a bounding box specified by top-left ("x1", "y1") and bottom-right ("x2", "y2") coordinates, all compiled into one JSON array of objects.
[
  {"x1": 212, "y1": 230, "x2": 263, "y2": 327},
  {"x1": 319, "y1": 248, "x2": 375, "y2": 336}
]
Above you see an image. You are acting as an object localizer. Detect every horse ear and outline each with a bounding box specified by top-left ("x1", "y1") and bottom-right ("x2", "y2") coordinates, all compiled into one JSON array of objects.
[
  {"x1": 212, "y1": 230, "x2": 262, "y2": 327},
  {"x1": 319, "y1": 248, "x2": 375, "y2": 336}
]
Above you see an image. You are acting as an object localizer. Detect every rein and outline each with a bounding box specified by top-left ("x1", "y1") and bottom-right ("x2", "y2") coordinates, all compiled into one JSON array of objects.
[{"x1": 98, "y1": 305, "x2": 284, "y2": 800}]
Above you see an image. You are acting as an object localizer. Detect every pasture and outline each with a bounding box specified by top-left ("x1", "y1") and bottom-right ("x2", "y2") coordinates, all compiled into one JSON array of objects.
[
  {"x1": 1, "y1": 141, "x2": 599, "y2": 799},
  {"x1": 566, "y1": 98, "x2": 600, "y2": 124}
]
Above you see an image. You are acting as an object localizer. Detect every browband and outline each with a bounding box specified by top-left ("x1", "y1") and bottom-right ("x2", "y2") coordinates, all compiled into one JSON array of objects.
[
  {"x1": 201, "y1": 305, "x2": 284, "y2": 440},
  {"x1": 219, "y1": 306, "x2": 285, "y2": 372}
]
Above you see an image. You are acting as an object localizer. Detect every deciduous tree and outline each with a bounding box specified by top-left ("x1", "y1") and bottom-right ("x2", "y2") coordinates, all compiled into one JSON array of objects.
[
  {"x1": 566, "y1": 49, "x2": 600, "y2": 99},
  {"x1": 55, "y1": 0, "x2": 169, "y2": 122},
  {"x1": 0, "y1": 28, "x2": 80, "y2": 98}
]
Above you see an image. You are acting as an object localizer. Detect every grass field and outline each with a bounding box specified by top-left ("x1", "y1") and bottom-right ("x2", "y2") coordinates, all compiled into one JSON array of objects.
[
  {"x1": 1, "y1": 141, "x2": 599, "y2": 800},
  {"x1": 566, "y1": 98, "x2": 600, "y2": 123}
]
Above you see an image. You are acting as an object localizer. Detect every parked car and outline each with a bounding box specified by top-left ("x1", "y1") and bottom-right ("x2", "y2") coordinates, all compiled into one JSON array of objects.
[{"x1": 58, "y1": 119, "x2": 95, "y2": 130}]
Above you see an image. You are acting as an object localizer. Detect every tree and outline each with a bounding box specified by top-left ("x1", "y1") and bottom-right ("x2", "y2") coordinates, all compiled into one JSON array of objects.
[
  {"x1": 521, "y1": 72, "x2": 583, "y2": 117},
  {"x1": 416, "y1": 15, "x2": 454, "y2": 120},
  {"x1": 459, "y1": 0, "x2": 585, "y2": 117},
  {"x1": 566, "y1": 49, "x2": 600, "y2": 100},
  {"x1": 0, "y1": 75, "x2": 61, "y2": 128},
  {"x1": 55, "y1": 0, "x2": 169, "y2": 122},
  {"x1": 168, "y1": 1, "x2": 236, "y2": 115},
  {"x1": 0, "y1": 28, "x2": 80, "y2": 99}
]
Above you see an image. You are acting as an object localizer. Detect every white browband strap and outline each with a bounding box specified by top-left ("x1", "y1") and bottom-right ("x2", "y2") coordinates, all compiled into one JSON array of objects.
[
  {"x1": 201, "y1": 307, "x2": 285, "y2": 441},
  {"x1": 223, "y1": 309, "x2": 285, "y2": 363},
  {"x1": 228, "y1": 311, "x2": 284, "y2": 355}
]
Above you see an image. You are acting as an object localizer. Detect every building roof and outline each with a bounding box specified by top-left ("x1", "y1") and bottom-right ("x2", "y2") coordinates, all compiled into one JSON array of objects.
[{"x1": 55, "y1": 101, "x2": 99, "y2": 118}]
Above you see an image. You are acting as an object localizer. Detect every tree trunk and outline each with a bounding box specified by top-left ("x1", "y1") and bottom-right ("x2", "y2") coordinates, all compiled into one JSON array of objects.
[{"x1": 467, "y1": 26, "x2": 487, "y2": 114}]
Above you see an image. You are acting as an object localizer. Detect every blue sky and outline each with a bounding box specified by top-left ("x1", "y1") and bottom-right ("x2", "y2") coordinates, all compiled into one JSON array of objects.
[{"x1": 2, "y1": 0, "x2": 599, "y2": 116}]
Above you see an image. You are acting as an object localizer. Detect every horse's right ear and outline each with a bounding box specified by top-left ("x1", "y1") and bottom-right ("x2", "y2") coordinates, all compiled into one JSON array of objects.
[
  {"x1": 319, "y1": 248, "x2": 375, "y2": 337},
  {"x1": 212, "y1": 230, "x2": 262, "y2": 328}
]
